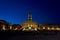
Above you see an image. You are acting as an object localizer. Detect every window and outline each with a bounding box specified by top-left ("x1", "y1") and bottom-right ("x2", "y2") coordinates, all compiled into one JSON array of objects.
[{"x1": 31, "y1": 27, "x2": 35, "y2": 29}]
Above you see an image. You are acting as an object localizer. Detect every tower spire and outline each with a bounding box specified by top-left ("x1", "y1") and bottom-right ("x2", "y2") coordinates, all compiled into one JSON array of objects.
[{"x1": 28, "y1": 11, "x2": 32, "y2": 22}]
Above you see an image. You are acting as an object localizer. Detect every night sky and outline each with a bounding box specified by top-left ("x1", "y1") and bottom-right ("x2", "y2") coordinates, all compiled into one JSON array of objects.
[{"x1": 0, "y1": 0, "x2": 60, "y2": 25}]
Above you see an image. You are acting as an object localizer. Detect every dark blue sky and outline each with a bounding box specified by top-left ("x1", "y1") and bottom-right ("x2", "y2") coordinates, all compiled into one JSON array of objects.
[{"x1": 0, "y1": 0, "x2": 60, "y2": 24}]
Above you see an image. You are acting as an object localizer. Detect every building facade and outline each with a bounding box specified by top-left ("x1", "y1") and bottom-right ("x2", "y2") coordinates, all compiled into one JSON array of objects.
[{"x1": 22, "y1": 12, "x2": 39, "y2": 31}]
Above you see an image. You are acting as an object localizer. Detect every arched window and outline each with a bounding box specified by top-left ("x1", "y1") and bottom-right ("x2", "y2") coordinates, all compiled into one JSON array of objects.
[{"x1": 31, "y1": 27, "x2": 35, "y2": 29}]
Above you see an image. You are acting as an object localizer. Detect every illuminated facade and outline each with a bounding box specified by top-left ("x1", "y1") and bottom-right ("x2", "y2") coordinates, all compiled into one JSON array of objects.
[
  {"x1": 12, "y1": 24, "x2": 22, "y2": 30},
  {"x1": 22, "y1": 12, "x2": 38, "y2": 31},
  {"x1": 0, "y1": 20, "x2": 8, "y2": 30}
]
